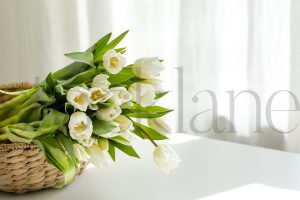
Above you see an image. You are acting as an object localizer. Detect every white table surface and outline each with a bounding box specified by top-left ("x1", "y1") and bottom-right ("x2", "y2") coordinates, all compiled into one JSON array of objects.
[{"x1": 1, "y1": 133, "x2": 300, "y2": 200}]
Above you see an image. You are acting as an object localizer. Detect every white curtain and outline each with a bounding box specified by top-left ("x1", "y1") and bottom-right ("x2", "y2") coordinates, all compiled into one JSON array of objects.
[{"x1": 0, "y1": 0, "x2": 299, "y2": 152}]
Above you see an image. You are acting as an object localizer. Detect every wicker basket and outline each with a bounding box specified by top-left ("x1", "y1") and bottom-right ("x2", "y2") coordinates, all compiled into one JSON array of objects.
[
  {"x1": 0, "y1": 83, "x2": 87, "y2": 193},
  {"x1": 0, "y1": 143, "x2": 87, "y2": 193}
]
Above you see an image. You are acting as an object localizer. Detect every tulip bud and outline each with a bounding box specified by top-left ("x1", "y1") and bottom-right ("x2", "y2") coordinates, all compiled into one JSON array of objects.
[
  {"x1": 68, "y1": 112, "x2": 93, "y2": 145},
  {"x1": 153, "y1": 144, "x2": 181, "y2": 174},
  {"x1": 141, "y1": 79, "x2": 163, "y2": 92},
  {"x1": 148, "y1": 118, "x2": 172, "y2": 135},
  {"x1": 132, "y1": 57, "x2": 164, "y2": 79},
  {"x1": 114, "y1": 115, "x2": 134, "y2": 132},
  {"x1": 96, "y1": 104, "x2": 122, "y2": 121},
  {"x1": 91, "y1": 74, "x2": 111, "y2": 92},
  {"x1": 128, "y1": 83, "x2": 155, "y2": 107},
  {"x1": 88, "y1": 144, "x2": 113, "y2": 168},
  {"x1": 73, "y1": 144, "x2": 90, "y2": 161},
  {"x1": 103, "y1": 50, "x2": 126, "y2": 74}
]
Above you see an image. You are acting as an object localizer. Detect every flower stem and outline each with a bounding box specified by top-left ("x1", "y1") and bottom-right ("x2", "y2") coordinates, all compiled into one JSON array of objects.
[
  {"x1": 0, "y1": 89, "x2": 35, "y2": 120},
  {"x1": 0, "y1": 116, "x2": 18, "y2": 128},
  {"x1": 127, "y1": 117, "x2": 158, "y2": 147},
  {"x1": 0, "y1": 133, "x2": 8, "y2": 141},
  {"x1": 142, "y1": 131, "x2": 158, "y2": 147}
]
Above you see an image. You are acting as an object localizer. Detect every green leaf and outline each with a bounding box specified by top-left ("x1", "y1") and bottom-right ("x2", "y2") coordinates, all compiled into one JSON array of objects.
[
  {"x1": 108, "y1": 67, "x2": 134, "y2": 84},
  {"x1": 155, "y1": 91, "x2": 169, "y2": 100},
  {"x1": 33, "y1": 135, "x2": 76, "y2": 188},
  {"x1": 65, "y1": 52, "x2": 94, "y2": 66},
  {"x1": 108, "y1": 143, "x2": 116, "y2": 161},
  {"x1": 132, "y1": 122, "x2": 168, "y2": 140},
  {"x1": 37, "y1": 109, "x2": 69, "y2": 136},
  {"x1": 109, "y1": 140, "x2": 140, "y2": 158},
  {"x1": 115, "y1": 47, "x2": 127, "y2": 54},
  {"x1": 55, "y1": 67, "x2": 97, "y2": 92},
  {"x1": 65, "y1": 103, "x2": 74, "y2": 114},
  {"x1": 0, "y1": 89, "x2": 32, "y2": 96},
  {"x1": 123, "y1": 104, "x2": 173, "y2": 118},
  {"x1": 0, "y1": 102, "x2": 43, "y2": 127},
  {"x1": 94, "y1": 30, "x2": 129, "y2": 62},
  {"x1": 39, "y1": 33, "x2": 113, "y2": 86},
  {"x1": 97, "y1": 102, "x2": 113, "y2": 109},
  {"x1": 93, "y1": 33, "x2": 112, "y2": 56},
  {"x1": 51, "y1": 62, "x2": 91, "y2": 81},
  {"x1": 58, "y1": 126, "x2": 68, "y2": 135},
  {"x1": 34, "y1": 88, "x2": 55, "y2": 106},
  {"x1": 105, "y1": 30, "x2": 129, "y2": 50},
  {"x1": 4, "y1": 123, "x2": 38, "y2": 143},
  {"x1": 46, "y1": 73, "x2": 55, "y2": 91},
  {"x1": 87, "y1": 32, "x2": 112, "y2": 53},
  {"x1": 56, "y1": 133, "x2": 78, "y2": 169},
  {"x1": 111, "y1": 135, "x2": 129, "y2": 145},
  {"x1": 92, "y1": 120, "x2": 117, "y2": 136},
  {"x1": 119, "y1": 50, "x2": 126, "y2": 54}
]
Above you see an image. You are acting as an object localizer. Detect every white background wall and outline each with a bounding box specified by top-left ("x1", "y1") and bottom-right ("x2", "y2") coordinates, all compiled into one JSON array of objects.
[{"x1": 1, "y1": 0, "x2": 300, "y2": 153}]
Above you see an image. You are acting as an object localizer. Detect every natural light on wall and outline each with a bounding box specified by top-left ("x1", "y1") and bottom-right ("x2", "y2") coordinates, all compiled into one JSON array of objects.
[{"x1": 0, "y1": 0, "x2": 296, "y2": 151}]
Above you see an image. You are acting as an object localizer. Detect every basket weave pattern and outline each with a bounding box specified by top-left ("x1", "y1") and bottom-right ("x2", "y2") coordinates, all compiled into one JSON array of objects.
[
  {"x1": 0, "y1": 83, "x2": 87, "y2": 193},
  {"x1": 0, "y1": 143, "x2": 87, "y2": 193}
]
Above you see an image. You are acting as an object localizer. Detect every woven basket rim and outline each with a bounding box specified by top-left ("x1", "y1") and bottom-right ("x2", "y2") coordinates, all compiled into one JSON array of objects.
[
  {"x1": 0, "y1": 82, "x2": 33, "y2": 90},
  {"x1": 0, "y1": 142, "x2": 39, "y2": 151}
]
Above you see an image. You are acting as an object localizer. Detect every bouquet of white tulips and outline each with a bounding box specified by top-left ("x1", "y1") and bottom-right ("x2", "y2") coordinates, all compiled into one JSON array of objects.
[{"x1": 0, "y1": 31, "x2": 180, "y2": 187}]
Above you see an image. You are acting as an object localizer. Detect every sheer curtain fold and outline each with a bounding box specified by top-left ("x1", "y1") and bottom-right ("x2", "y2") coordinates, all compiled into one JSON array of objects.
[{"x1": 180, "y1": 0, "x2": 292, "y2": 150}]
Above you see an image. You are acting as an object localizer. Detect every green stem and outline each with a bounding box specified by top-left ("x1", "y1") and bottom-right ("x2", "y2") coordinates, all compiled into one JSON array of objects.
[
  {"x1": 0, "y1": 89, "x2": 36, "y2": 120},
  {"x1": 0, "y1": 88, "x2": 35, "y2": 110},
  {"x1": 0, "y1": 133, "x2": 8, "y2": 141},
  {"x1": 142, "y1": 131, "x2": 158, "y2": 147},
  {"x1": 0, "y1": 103, "x2": 41, "y2": 128},
  {"x1": 0, "y1": 116, "x2": 18, "y2": 128},
  {"x1": 127, "y1": 117, "x2": 158, "y2": 147}
]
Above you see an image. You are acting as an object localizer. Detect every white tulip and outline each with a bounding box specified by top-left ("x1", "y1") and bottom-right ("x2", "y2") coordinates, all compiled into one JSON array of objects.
[
  {"x1": 109, "y1": 87, "x2": 132, "y2": 105},
  {"x1": 132, "y1": 57, "x2": 164, "y2": 79},
  {"x1": 89, "y1": 87, "x2": 113, "y2": 104},
  {"x1": 153, "y1": 144, "x2": 181, "y2": 174},
  {"x1": 89, "y1": 104, "x2": 99, "y2": 111},
  {"x1": 88, "y1": 144, "x2": 113, "y2": 168},
  {"x1": 103, "y1": 49, "x2": 126, "y2": 74},
  {"x1": 96, "y1": 104, "x2": 122, "y2": 121},
  {"x1": 141, "y1": 79, "x2": 163, "y2": 92},
  {"x1": 114, "y1": 115, "x2": 134, "y2": 132},
  {"x1": 73, "y1": 144, "x2": 90, "y2": 161},
  {"x1": 80, "y1": 137, "x2": 97, "y2": 147},
  {"x1": 148, "y1": 118, "x2": 172, "y2": 135},
  {"x1": 67, "y1": 86, "x2": 90, "y2": 112},
  {"x1": 122, "y1": 101, "x2": 134, "y2": 108},
  {"x1": 68, "y1": 112, "x2": 93, "y2": 144},
  {"x1": 128, "y1": 83, "x2": 155, "y2": 107},
  {"x1": 91, "y1": 74, "x2": 111, "y2": 92},
  {"x1": 101, "y1": 132, "x2": 121, "y2": 138}
]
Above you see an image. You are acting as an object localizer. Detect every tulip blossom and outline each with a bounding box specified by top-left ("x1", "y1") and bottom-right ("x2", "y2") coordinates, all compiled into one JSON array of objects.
[
  {"x1": 153, "y1": 144, "x2": 181, "y2": 174},
  {"x1": 103, "y1": 50, "x2": 126, "y2": 74},
  {"x1": 67, "y1": 86, "x2": 90, "y2": 112},
  {"x1": 68, "y1": 112, "x2": 93, "y2": 145},
  {"x1": 132, "y1": 57, "x2": 164, "y2": 79},
  {"x1": 128, "y1": 82, "x2": 155, "y2": 107}
]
